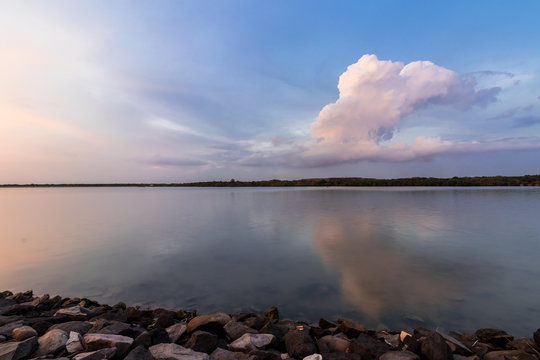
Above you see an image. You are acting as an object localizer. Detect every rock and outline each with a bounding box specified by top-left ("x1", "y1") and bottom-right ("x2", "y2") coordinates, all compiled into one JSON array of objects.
[
  {"x1": 474, "y1": 329, "x2": 513, "y2": 348},
  {"x1": 335, "y1": 320, "x2": 366, "y2": 338},
  {"x1": 243, "y1": 317, "x2": 268, "y2": 331},
  {"x1": 187, "y1": 313, "x2": 232, "y2": 334},
  {"x1": 378, "y1": 333, "x2": 400, "y2": 348},
  {"x1": 55, "y1": 306, "x2": 89, "y2": 320},
  {"x1": 50, "y1": 321, "x2": 92, "y2": 335},
  {"x1": 149, "y1": 343, "x2": 210, "y2": 360},
  {"x1": 229, "y1": 333, "x2": 276, "y2": 352},
  {"x1": 0, "y1": 316, "x2": 20, "y2": 328},
  {"x1": 320, "y1": 354, "x2": 361, "y2": 360},
  {"x1": 83, "y1": 333, "x2": 134, "y2": 357},
  {"x1": 66, "y1": 331, "x2": 84, "y2": 354},
  {"x1": 225, "y1": 321, "x2": 257, "y2": 341},
  {"x1": 303, "y1": 354, "x2": 322, "y2": 360},
  {"x1": 12, "y1": 291, "x2": 33, "y2": 304},
  {"x1": 507, "y1": 338, "x2": 540, "y2": 354},
  {"x1": 283, "y1": 330, "x2": 317, "y2": 359},
  {"x1": 149, "y1": 327, "x2": 170, "y2": 345},
  {"x1": 318, "y1": 319, "x2": 336, "y2": 330},
  {"x1": 167, "y1": 322, "x2": 187, "y2": 343},
  {"x1": 264, "y1": 308, "x2": 279, "y2": 324},
  {"x1": 470, "y1": 342, "x2": 494, "y2": 357},
  {"x1": 379, "y1": 351, "x2": 420, "y2": 360},
  {"x1": 533, "y1": 329, "x2": 540, "y2": 347},
  {"x1": 11, "y1": 326, "x2": 37, "y2": 341},
  {"x1": 125, "y1": 345, "x2": 154, "y2": 360},
  {"x1": 210, "y1": 347, "x2": 254, "y2": 360},
  {"x1": 150, "y1": 310, "x2": 177, "y2": 329},
  {"x1": 31, "y1": 320, "x2": 52, "y2": 336},
  {"x1": 73, "y1": 347, "x2": 117, "y2": 360},
  {"x1": 249, "y1": 349, "x2": 282, "y2": 360},
  {"x1": 317, "y1": 335, "x2": 350, "y2": 353},
  {"x1": 185, "y1": 331, "x2": 218, "y2": 353},
  {"x1": 435, "y1": 331, "x2": 472, "y2": 356},
  {"x1": 0, "y1": 292, "x2": 13, "y2": 299},
  {"x1": 421, "y1": 333, "x2": 452, "y2": 360},
  {"x1": 414, "y1": 328, "x2": 434, "y2": 337},
  {"x1": 134, "y1": 331, "x2": 152, "y2": 349},
  {"x1": 0, "y1": 305, "x2": 34, "y2": 317},
  {"x1": 348, "y1": 333, "x2": 390, "y2": 359},
  {"x1": 100, "y1": 321, "x2": 134, "y2": 336},
  {"x1": 0, "y1": 335, "x2": 5, "y2": 343},
  {"x1": 0, "y1": 337, "x2": 38, "y2": 360},
  {"x1": 35, "y1": 328, "x2": 69, "y2": 356},
  {"x1": 483, "y1": 350, "x2": 536, "y2": 360},
  {"x1": 0, "y1": 321, "x2": 23, "y2": 337},
  {"x1": 259, "y1": 322, "x2": 288, "y2": 343}
]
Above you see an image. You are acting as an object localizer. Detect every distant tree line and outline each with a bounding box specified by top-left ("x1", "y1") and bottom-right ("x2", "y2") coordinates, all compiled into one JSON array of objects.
[{"x1": 2, "y1": 175, "x2": 540, "y2": 188}]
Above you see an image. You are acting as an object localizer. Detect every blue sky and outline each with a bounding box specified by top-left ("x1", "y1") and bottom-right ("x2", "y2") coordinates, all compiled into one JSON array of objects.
[{"x1": 1, "y1": 1, "x2": 539, "y2": 182}]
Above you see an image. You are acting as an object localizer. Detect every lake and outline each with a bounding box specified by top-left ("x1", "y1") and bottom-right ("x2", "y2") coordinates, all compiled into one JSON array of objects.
[{"x1": 1, "y1": 186, "x2": 539, "y2": 336}]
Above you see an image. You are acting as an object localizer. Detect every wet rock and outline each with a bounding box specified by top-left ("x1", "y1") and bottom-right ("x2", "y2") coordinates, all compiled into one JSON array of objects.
[
  {"x1": 483, "y1": 350, "x2": 536, "y2": 360},
  {"x1": 167, "y1": 322, "x2": 187, "y2": 343},
  {"x1": 188, "y1": 314, "x2": 232, "y2": 334},
  {"x1": 318, "y1": 319, "x2": 336, "y2": 330},
  {"x1": 264, "y1": 308, "x2": 279, "y2": 324},
  {"x1": 420, "y1": 333, "x2": 452, "y2": 360},
  {"x1": 229, "y1": 333, "x2": 275, "y2": 352},
  {"x1": 31, "y1": 320, "x2": 52, "y2": 336},
  {"x1": 335, "y1": 320, "x2": 366, "y2": 338},
  {"x1": 134, "y1": 331, "x2": 151, "y2": 349},
  {"x1": 73, "y1": 347, "x2": 117, "y2": 360},
  {"x1": 0, "y1": 337, "x2": 38, "y2": 360},
  {"x1": 225, "y1": 321, "x2": 257, "y2": 341},
  {"x1": 533, "y1": 329, "x2": 540, "y2": 347},
  {"x1": 348, "y1": 333, "x2": 390, "y2": 359},
  {"x1": 11, "y1": 326, "x2": 37, "y2": 342},
  {"x1": 35, "y1": 328, "x2": 69, "y2": 356},
  {"x1": 474, "y1": 329, "x2": 513, "y2": 348},
  {"x1": 283, "y1": 330, "x2": 317, "y2": 359},
  {"x1": 125, "y1": 345, "x2": 154, "y2": 360},
  {"x1": 320, "y1": 353, "x2": 361, "y2": 360},
  {"x1": 210, "y1": 347, "x2": 254, "y2": 360},
  {"x1": 66, "y1": 331, "x2": 84, "y2": 354},
  {"x1": 149, "y1": 343, "x2": 210, "y2": 360},
  {"x1": 379, "y1": 350, "x2": 420, "y2": 360},
  {"x1": 0, "y1": 321, "x2": 24, "y2": 337},
  {"x1": 83, "y1": 333, "x2": 134, "y2": 357},
  {"x1": 149, "y1": 327, "x2": 170, "y2": 345},
  {"x1": 316, "y1": 335, "x2": 350, "y2": 353},
  {"x1": 49, "y1": 321, "x2": 92, "y2": 336},
  {"x1": 0, "y1": 305, "x2": 34, "y2": 317},
  {"x1": 55, "y1": 306, "x2": 89, "y2": 320},
  {"x1": 186, "y1": 331, "x2": 218, "y2": 353}
]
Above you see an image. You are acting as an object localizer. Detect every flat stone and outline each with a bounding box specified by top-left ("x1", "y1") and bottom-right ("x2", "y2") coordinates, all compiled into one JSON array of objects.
[
  {"x1": 379, "y1": 351, "x2": 420, "y2": 360},
  {"x1": 167, "y1": 322, "x2": 187, "y2": 343},
  {"x1": 125, "y1": 345, "x2": 154, "y2": 360},
  {"x1": 283, "y1": 330, "x2": 317, "y2": 359},
  {"x1": 224, "y1": 321, "x2": 257, "y2": 341},
  {"x1": 0, "y1": 337, "x2": 38, "y2": 360},
  {"x1": 303, "y1": 355, "x2": 322, "y2": 360},
  {"x1": 11, "y1": 326, "x2": 37, "y2": 341},
  {"x1": 66, "y1": 331, "x2": 84, "y2": 354},
  {"x1": 317, "y1": 335, "x2": 350, "y2": 353},
  {"x1": 421, "y1": 333, "x2": 452, "y2": 360},
  {"x1": 187, "y1": 313, "x2": 232, "y2": 334},
  {"x1": 483, "y1": 350, "x2": 536, "y2": 360},
  {"x1": 55, "y1": 306, "x2": 89, "y2": 320},
  {"x1": 73, "y1": 347, "x2": 117, "y2": 360},
  {"x1": 35, "y1": 328, "x2": 69, "y2": 356},
  {"x1": 149, "y1": 343, "x2": 210, "y2": 360},
  {"x1": 50, "y1": 321, "x2": 92, "y2": 335},
  {"x1": 229, "y1": 333, "x2": 275, "y2": 352},
  {"x1": 0, "y1": 321, "x2": 24, "y2": 337},
  {"x1": 83, "y1": 333, "x2": 134, "y2": 357}
]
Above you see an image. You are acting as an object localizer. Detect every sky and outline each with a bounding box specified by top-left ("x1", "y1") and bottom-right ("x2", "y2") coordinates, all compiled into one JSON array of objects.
[{"x1": 1, "y1": 1, "x2": 540, "y2": 183}]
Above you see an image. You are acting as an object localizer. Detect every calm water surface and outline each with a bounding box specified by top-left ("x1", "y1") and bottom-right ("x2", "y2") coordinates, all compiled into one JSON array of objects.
[{"x1": 1, "y1": 187, "x2": 539, "y2": 336}]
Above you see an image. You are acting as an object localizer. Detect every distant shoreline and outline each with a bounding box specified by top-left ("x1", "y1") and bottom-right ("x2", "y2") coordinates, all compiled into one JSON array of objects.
[{"x1": 1, "y1": 175, "x2": 540, "y2": 188}]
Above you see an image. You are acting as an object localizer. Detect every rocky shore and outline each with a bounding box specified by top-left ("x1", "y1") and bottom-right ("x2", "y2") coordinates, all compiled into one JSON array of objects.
[{"x1": 1, "y1": 291, "x2": 539, "y2": 360}]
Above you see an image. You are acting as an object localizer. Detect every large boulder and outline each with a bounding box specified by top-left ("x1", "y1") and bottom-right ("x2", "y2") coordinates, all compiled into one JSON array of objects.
[
  {"x1": 50, "y1": 321, "x2": 92, "y2": 335},
  {"x1": 55, "y1": 306, "x2": 89, "y2": 321},
  {"x1": 187, "y1": 313, "x2": 232, "y2": 334},
  {"x1": 35, "y1": 328, "x2": 69, "y2": 357},
  {"x1": 283, "y1": 330, "x2": 317, "y2": 359},
  {"x1": 420, "y1": 333, "x2": 452, "y2": 360},
  {"x1": 185, "y1": 331, "x2": 218, "y2": 353},
  {"x1": 335, "y1": 320, "x2": 366, "y2": 339},
  {"x1": 484, "y1": 350, "x2": 536, "y2": 360},
  {"x1": 11, "y1": 326, "x2": 37, "y2": 341},
  {"x1": 167, "y1": 322, "x2": 187, "y2": 343},
  {"x1": 228, "y1": 333, "x2": 275, "y2": 352},
  {"x1": 125, "y1": 345, "x2": 154, "y2": 360},
  {"x1": 210, "y1": 347, "x2": 254, "y2": 360},
  {"x1": 0, "y1": 321, "x2": 24, "y2": 337},
  {"x1": 66, "y1": 331, "x2": 84, "y2": 354},
  {"x1": 224, "y1": 321, "x2": 257, "y2": 341},
  {"x1": 348, "y1": 334, "x2": 390, "y2": 359},
  {"x1": 317, "y1": 335, "x2": 350, "y2": 353},
  {"x1": 0, "y1": 337, "x2": 38, "y2": 360},
  {"x1": 83, "y1": 333, "x2": 134, "y2": 357},
  {"x1": 149, "y1": 343, "x2": 210, "y2": 360},
  {"x1": 474, "y1": 329, "x2": 513, "y2": 348}
]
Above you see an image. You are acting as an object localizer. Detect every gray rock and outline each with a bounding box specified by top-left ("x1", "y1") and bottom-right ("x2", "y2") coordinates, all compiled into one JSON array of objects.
[
  {"x1": 66, "y1": 331, "x2": 84, "y2": 354},
  {"x1": 0, "y1": 337, "x2": 38, "y2": 360},
  {"x1": 303, "y1": 355, "x2": 322, "y2": 360},
  {"x1": 210, "y1": 347, "x2": 254, "y2": 360},
  {"x1": 55, "y1": 306, "x2": 89, "y2": 320},
  {"x1": 73, "y1": 347, "x2": 117, "y2": 360},
  {"x1": 421, "y1": 333, "x2": 452, "y2": 360},
  {"x1": 229, "y1": 333, "x2": 276, "y2": 352},
  {"x1": 50, "y1": 321, "x2": 92, "y2": 335},
  {"x1": 483, "y1": 350, "x2": 536, "y2": 360},
  {"x1": 379, "y1": 351, "x2": 420, "y2": 360},
  {"x1": 125, "y1": 345, "x2": 154, "y2": 360},
  {"x1": 264, "y1": 308, "x2": 279, "y2": 324},
  {"x1": 149, "y1": 343, "x2": 210, "y2": 360},
  {"x1": 224, "y1": 321, "x2": 257, "y2": 341},
  {"x1": 35, "y1": 328, "x2": 69, "y2": 356},
  {"x1": 186, "y1": 331, "x2": 218, "y2": 353},
  {"x1": 134, "y1": 331, "x2": 151, "y2": 349},
  {"x1": 0, "y1": 321, "x2": 24, "y2": 337},
  {"x1": 317, "y1": 335, "x2": 349, "y2": 353},
  {"x1": 11, "y1": 326, "x2": 37, "y2": 341},
  {"x1": 283, "y1": 330, "x2": 317, "y2": 359},
  {"x1": 187, "y1": 313, "x2": 232, "y2": 333},
  {"x1": 83, "y1": 333, "x2": 134, "y2": 357},
  {"x1": 166, "y1": 322, "x2": 187, "y2": 343}
]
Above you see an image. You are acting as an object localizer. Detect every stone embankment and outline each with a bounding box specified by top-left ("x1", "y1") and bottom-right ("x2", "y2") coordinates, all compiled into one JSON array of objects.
[{"x1": 1, "y1": 290, "x2": 539, "y2": 360}]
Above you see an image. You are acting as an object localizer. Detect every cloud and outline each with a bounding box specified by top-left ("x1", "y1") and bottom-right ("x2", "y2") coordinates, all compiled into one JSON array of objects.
[
  {"x1": 141, "y1": 155, "x2": 208, "y2": 167},
  {"x1": 513, "y1": 116, "x2": 540, "y2": 128}
]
